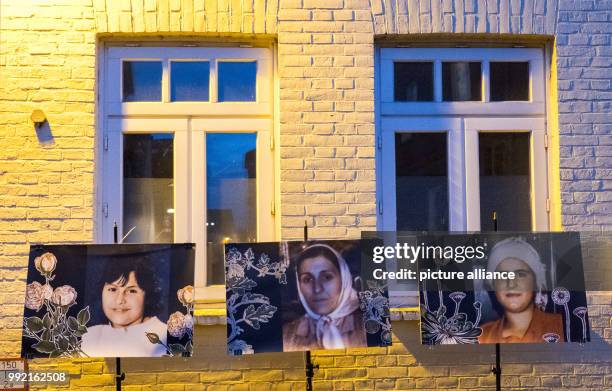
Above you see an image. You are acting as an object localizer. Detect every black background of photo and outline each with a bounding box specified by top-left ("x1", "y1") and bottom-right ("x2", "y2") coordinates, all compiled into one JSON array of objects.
[
  {"x1": 22, "y1": 245, "x2": 89, "y2": 358},
  {"x1": 225, "y1": 242, "x2": 284, "y2": 354},
  {"x1": 167, "y1": 244, "x2": 196, "y2": 348}
]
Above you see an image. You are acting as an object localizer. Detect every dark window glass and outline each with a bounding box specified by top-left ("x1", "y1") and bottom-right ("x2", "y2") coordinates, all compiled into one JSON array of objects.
[
  {"x1": 218, "y1": 61, "x2": 257, "y2": 102},
  {"x1": 394, "y1": 62, "x2": 434, "y2": 101},
  {"x1": 123, "y1": 134, "x2": 174, "y2": 243},
  {"x1": 170, "y1": 61, "x2": 210, "y2": 101},
  {"x1": 395, "y1": 133, "x2": 448, "y2": 231},
  {"x1": 479, "y1": 133, "x2": 531, "y2": 231},
  {"x1": 122, "y1": 61, "x2": 162, "y2": 102},
  {"x1": 442, "y1": 62, "x2": 482, "y2": 101},
  {"x1": 490, "y1": 62, "x2": 530, "y2": 101},
  {"x1": 206, "y1": 133, "x2": 257, "y2": 284}
]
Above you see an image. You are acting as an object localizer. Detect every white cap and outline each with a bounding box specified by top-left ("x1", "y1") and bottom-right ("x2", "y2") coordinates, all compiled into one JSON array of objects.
[{"x1": 486, "y1": 237, "x2": 547, "y2": 291}]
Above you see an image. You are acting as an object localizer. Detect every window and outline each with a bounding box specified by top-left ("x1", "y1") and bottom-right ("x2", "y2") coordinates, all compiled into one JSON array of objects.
[
  {"x1": 442, "y1": 62, "x2": 482, "y2": 101},
  {"x1": 100, "y1": 46, "x2": 276, "y2": 299},
  {"x1": 393, "y1": 62, "x2": 434, "y2": 101},
  {"x1": 378, "y1": 47, "x2": 548, "y2": 306}
]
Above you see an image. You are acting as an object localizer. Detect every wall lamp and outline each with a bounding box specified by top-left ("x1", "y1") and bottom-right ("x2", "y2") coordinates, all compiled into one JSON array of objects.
[{"x1": 30, "y1": 109, "x2": 46, "y2": 128}]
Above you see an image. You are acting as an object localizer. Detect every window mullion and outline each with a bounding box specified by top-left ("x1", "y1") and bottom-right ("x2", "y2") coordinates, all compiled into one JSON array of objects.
[
  {"x1": 434, "y1": 59, "x2": 442, "y2": 103},
  {"x1": 448, "y1": 124, "x2": 467, "y2": 231},
  {"x1": 482, "y1": 60, "x2": 490, "y2": 102},
  {"x1": 210, "y1": 59, "x2": 218, "y2": 103},
  {"x1": 191, "y1": 130, "x2": 206, "y2": 288},
  {"x1": 174, "y1": 130, "x2": 190, "y2": 243},
  {"x1": 162, "y1": 59, "x2": 170, "y2": 103},
  {"x1": 464, "y1": 128, "x2": 481, "y2": 231}
]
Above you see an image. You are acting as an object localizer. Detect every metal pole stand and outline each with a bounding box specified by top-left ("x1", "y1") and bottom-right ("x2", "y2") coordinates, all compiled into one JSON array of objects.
[
  {"x1": 305, "y1": 350, "x2": 319, "y2": 391},
  {"x1": 115, "y1": 357, "x2": 125, "y2": 391},
  {"x1": 490, "y1": 212, "x2": 501, "y2": 391},
  {"x1": 113, "y1": 222, "x2": 126, "y2": 391},
  {"x1": 491, "y1": 343, "x2": 501, "y2": 391},
  {"x1": 303, "y1": 221, "x2": 319, "y2": 391}
]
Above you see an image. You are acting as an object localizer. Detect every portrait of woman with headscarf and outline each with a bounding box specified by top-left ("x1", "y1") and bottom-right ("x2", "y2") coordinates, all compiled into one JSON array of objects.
[
  {"x1": 282, "y1": 243, "x2": 367, "y2": 351},
  {"x1": 478, "y1": 237, "x2": 565, "y2": 344}
]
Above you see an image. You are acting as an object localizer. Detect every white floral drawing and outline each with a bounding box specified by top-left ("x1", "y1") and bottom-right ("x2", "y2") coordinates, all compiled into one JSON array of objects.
[
  {"x1": 359, "y1": 281, "x2": 392, "y2": 346},
  {"x1": 572, "y1": 306, "x2": 588, "y2": 343},
  {"x1": 23, "y1": 252, "x2": 91, "y2": 358},
  {"x1": 225, "y1": 246, "x2": 288, "y2": 355},
  {"x1": 146, "y1": 284, "x2": 195, "y2": 356},
  {"x1": 420, "y1": 290, "x2": 482, "y2": 345}
]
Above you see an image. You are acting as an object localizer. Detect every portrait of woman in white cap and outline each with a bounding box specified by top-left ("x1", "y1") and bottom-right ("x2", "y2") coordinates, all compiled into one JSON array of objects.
[
  {"x1": 479, "y1": 237, "x2": 564, "y2": 343},
  {"x1": 282, "y1": 243, "x2": 366, "y2": 351}
]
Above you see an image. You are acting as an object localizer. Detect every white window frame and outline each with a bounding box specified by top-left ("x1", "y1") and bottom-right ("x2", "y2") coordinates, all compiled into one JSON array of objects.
[
  {"x1": 377, "y1": 47, "x2": 549, "y2": 307},
  {"x1": 464, "y1": 117, "x2": 548, "y2": 231},
  {"x1": 380, "y1": 117, "x2": 466, "y2": 232},
  {"x1": 98, "y1": 45, "x2": 276, "y2": 300},
  {"x1": 105, "y1": 47, "x2": 272, "y2": 116},
  {"x1": 380, "y1": 47, "x2": 546, "y2": 116}
]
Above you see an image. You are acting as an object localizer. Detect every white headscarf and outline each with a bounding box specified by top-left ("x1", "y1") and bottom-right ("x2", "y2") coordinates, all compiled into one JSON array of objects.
[{"x1": 295, "y1": 244, "x2": 360, "y2": 349}]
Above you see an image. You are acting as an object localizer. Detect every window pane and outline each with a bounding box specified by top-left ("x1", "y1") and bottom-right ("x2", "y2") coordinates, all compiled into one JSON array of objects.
[
  {"x1": 206, "y1": 133, "x2": 257, "y2": 284},
  {"x1": 122, "y1": 61, "x2": 162, "y2": 102},
  {"x1": 490, "y1": 62, "x2": 530, "y2": 101},
  {"x1": 443, "y1": 62, "x2": 481, "y2": 101},
  {"x1": 123, "y1": 134, "x2": 174, "y2": 243},
  {"x1": 479, "y1": 133, "x2": 531, "y2": 231},
  {"x1": 394, "y1": 62, "x2": 434, "y2": 101},
  {"x1": 395, "y1": 133, "x2": 448, "y2": 231},
  {"x1": 218, "y1": 61, "x2": 257, "y2": 102},
  {"x1": 170, "y1": 61, "x2": 210, "y2": 101}
]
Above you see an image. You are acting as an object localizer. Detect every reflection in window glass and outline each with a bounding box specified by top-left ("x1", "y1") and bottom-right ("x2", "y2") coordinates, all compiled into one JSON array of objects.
[
  {"x1": 206, "y1": 133, "x2": 257, "y2": 284},
  {"x1": 394, "y1": 62, "x2": 434, "y2": 101},
  {"x1": 395, "y1": 133, "x2": 448, "y2": 231},
  {"x1": 218, "y1": 61, "x2": 257, "y2": 102},
  {"x1": 490, "y1": 62, "x2": 530, "y2": 101},
  {"x1": 122, "y1": 61, "x2": 162, "y2": 102},
  {"x1": 170, "y1": 61, "x2": 210, "y2": 101},
  {"x1": 479, "y1": 133, "x2": 531, "y2": 230},
  {"x1": 443, "y1": 62, "x2": 482, "y2": 101},
  {"x1": 123, "y1": 134, "x2": 174, "y2": 243}
]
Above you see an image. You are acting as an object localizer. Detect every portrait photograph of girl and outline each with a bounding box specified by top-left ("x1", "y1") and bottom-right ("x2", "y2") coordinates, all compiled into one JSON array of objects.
[
  {"x1": 82, "y1": 253, "x2": 168, "y2": 357},
  {"x1": 419, "y1": 232, "x2": 590, "y2": 346},
  {"x1": 475, "y1": 235, "x2": 589, "y2": 344},
  {"x1": 21, "y1": 244, "x2": 195, "y2": 358},
  {"x1": 281, "y1": 240, "x2": 392, "y2": 352}
]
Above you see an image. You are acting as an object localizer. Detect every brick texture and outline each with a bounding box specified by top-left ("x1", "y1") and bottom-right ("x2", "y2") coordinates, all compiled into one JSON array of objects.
[{"x1": 1, "y1": 0, "x2": 611, "y2": 390}]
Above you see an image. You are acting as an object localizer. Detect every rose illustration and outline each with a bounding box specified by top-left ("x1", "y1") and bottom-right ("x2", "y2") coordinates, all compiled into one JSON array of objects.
[
  {"x1": 25, "y1": 281, "x2": 45, "y2": 311},
  {"x1": 177, "y1": 285, "x2": 195, "y2": 305},
  {"x1": 42, "y1": 283, "x2": 53, "y2": 300},
  {"x1": 51, "y1": 285, "x2": 77, "y2": 306},
  {"x1": 183, "y1": 314, "x2": 194, "y2": 332},
  {"x1": 145, "y1": 332, "x2": 161, "y2": 344},
  {"x1": 167, "y1": 311, "x2": 187, "y2": 338},
  {"x1": 34, "y1": 252, "x2": 57, "y2": 275}
]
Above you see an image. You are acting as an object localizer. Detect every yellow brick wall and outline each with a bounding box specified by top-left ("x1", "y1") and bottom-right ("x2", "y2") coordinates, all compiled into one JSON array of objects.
[{"x1": 1, "y1": 1, "x2": 610, "y2": 390}]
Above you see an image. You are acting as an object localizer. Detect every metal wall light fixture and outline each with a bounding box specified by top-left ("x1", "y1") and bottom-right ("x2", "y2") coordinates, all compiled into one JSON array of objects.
[{"x1": 30, "y1": 109, "x2": 46, "y2": 128}]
